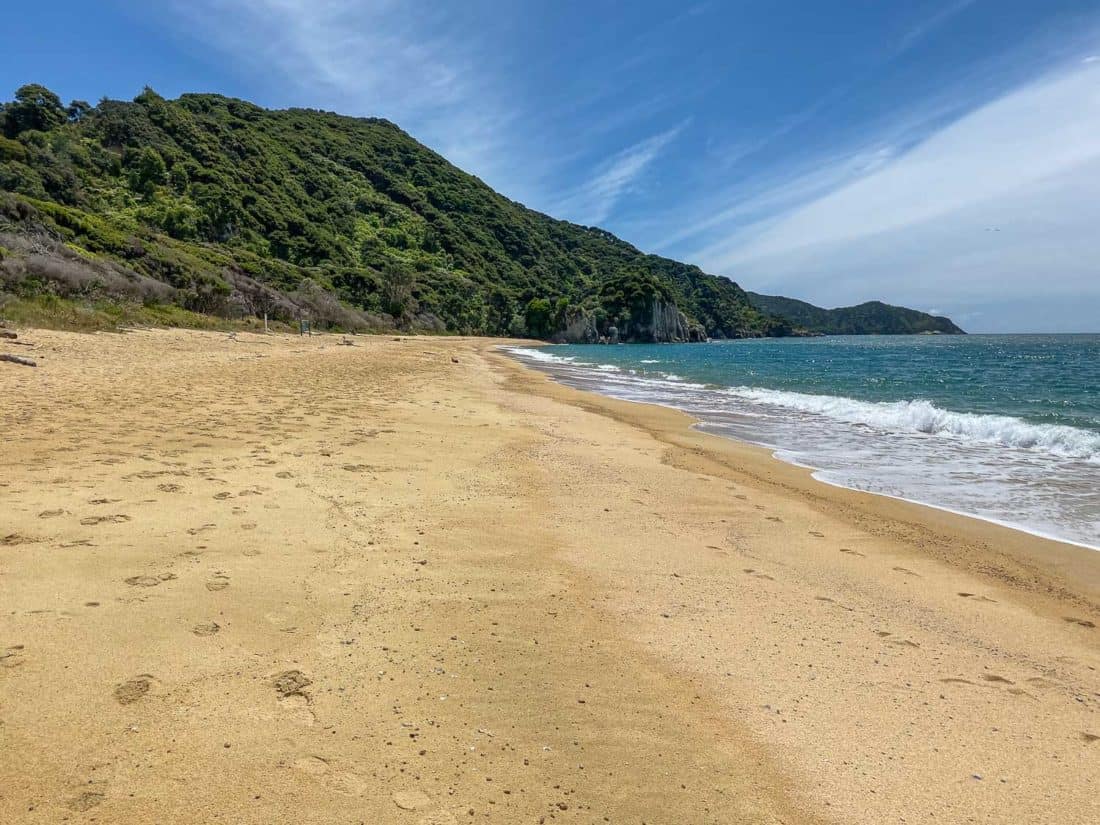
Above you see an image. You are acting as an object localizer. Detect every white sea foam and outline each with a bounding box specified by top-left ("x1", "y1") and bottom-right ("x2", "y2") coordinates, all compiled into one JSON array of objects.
[
  {"x1": 503, "y1": 346, "x2": 577, "y2": 364},
  {"x1": 722, "y1": 387, "x2": 1100, "y2": 462},
  {"x1": 503, "y1": 343, "x2": 1100, "y2": 548}
]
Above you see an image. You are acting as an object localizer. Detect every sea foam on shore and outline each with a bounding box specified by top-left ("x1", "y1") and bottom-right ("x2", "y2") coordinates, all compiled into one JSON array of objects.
[{"x1": 506, "y1": 342, "x2": 1100, "y2": 549}]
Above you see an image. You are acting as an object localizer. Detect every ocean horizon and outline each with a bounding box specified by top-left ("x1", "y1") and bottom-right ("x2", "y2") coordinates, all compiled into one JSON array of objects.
[{"x1": 508, "y1": 333, "x2": 1100, "y2": 550}]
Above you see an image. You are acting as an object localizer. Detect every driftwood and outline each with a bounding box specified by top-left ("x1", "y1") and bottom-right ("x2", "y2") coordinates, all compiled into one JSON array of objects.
[
  {"x1": 0, "y1": 331, "x2": 16, "y2": 339},
  {"x1": 0, "y1": 354, "x2": 36, "y2": 367}
]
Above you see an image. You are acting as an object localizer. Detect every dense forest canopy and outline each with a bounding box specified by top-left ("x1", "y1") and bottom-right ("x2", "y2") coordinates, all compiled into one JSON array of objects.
[
  {"x1": 745, "y1": 293, "x2": 964, "y2": 335},
  {"x1": 0, "y1": 84, "x2": 788, "y2": 338},
  {"x1": 0, "y1": 85, "x2": 961, "y2": 337}
]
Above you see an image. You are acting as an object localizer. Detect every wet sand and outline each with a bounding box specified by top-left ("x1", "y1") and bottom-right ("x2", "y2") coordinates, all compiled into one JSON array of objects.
[{"x1": 1, "y1": 328, "x2": 1097, "y2": 824}]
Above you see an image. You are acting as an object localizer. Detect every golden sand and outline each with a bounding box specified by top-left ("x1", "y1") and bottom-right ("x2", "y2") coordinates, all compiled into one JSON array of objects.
[{"x1": 1, "y1": 328, "x2": 1097, "y2": 823}]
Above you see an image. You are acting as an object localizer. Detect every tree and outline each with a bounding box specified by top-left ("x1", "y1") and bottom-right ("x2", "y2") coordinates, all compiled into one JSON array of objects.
[
  {"x1": 485, "y1": 287, "x2": 513, "y2": 335},
  {"x1": 3, "y1": 84, "x2": 66, "y2": 136},
  {"x1": 524, "y1": 297, "x2": 553, "y2": 338},
  {"x1": 128, "y1": 146, "x2": 167, "y2": 200},
  {"x1": 66, "y1": 100, "x2": 92, "y2": 123},
  {"x1": 381, "y1": 263, "x2": 417, "y2": 325}
]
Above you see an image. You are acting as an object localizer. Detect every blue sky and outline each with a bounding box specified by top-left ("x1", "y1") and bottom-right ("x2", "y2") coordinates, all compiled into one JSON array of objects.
[{"x1": 4, "y1": 1, "x2": 1100, "y2": 331}]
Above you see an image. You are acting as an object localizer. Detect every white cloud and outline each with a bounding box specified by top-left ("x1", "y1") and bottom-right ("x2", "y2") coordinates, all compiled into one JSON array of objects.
[
  {"x1": 548, "y1": 125, "x2": 685, "y2": 225},
  {"x1": 689, "y1": 60, "x2": 1100, "y2": 330},
  {"x1": 161, "y1": 0, "x2": 522, "y2": 193},
  {"x1": 894, "y1": 0, "x2": 978, "y2": 55}
]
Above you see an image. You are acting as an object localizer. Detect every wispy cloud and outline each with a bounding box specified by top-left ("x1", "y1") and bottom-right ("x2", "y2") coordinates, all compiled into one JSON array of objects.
[
  {"x1": 649, "y1": 81, "x2": 980, "y2": 255},
  {"x1": 691, "y1": 59, "x2": 1100, "y2": 331},
  {"x1": 159, "y1": 0, "x2": 523, "y2": 193},
  {"x1": 548, "y1": 125, "x2": 685, "y2": 225},
  {"x1": 894, "y1": 0, "x2": 979, "y2": 55}
]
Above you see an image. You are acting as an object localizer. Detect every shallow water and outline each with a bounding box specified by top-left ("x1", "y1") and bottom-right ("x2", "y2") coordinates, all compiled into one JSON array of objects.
[{"x1": 507, "y1": 335, "x2": 1100, "y2": 549}]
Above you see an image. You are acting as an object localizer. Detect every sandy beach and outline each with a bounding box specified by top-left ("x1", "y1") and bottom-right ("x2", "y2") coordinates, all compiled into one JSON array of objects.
[{"x1": 1, "y1": 328, "x2": 1097, "y2": 824}]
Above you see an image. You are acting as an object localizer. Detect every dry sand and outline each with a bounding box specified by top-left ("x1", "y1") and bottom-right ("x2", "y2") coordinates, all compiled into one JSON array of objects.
[{"x1": 1, "y1": 328, "x2": 1097, "y2": 824}]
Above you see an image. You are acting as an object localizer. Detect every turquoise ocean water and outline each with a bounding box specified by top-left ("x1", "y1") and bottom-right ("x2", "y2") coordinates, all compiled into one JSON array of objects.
[{"x1": 507, "y1": 335, "x2": 1100, "y2": 549}]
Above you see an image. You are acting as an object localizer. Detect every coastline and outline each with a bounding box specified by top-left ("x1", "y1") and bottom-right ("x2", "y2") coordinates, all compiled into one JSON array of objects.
[
  {"x1": 504, "y1": 340, "x2": 1100, "y2": 553},
  {"x1": 2, "y1": 329, "x2": 1097, "y2": 824},
  {"x1": 491, "y1": 345, "x2": 1100, "y2": 608}
]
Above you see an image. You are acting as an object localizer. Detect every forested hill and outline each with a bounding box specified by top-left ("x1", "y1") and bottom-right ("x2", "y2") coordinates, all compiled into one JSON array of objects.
[
  {"x1": 0, "y1": 84, "x2": 786, "y2": 339},
  {"x1": 747, "y1": 293, "x2": 965, "y2": 335},
  {"x1": 0, "y1": 85, "x2": 962, "y2": 339}
]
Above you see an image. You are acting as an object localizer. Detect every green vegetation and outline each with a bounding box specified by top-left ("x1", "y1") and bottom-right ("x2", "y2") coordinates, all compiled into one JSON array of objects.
[
  {"x1": 0, "y1": 84, "x2": 962, "y2": 338},
  {"x1": 746, "y1": 293, "x2": 965, "y2": 335},
  {"x1": 0, "y1": 84, "x2": 783, "y2": 338},
  {"x1": 0, "y1": 293, "x2": 281, "y2": 333}
]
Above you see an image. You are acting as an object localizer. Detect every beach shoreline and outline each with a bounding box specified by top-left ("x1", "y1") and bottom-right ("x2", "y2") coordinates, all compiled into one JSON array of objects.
[
  {"x1": 502, "y1": 339, "x2": 1100, "y2": 553},
  {"x1": 491, "y1": 345, "x2": 1100, "y2": 605},
  {"x1": 2, "y1": 328, "x2": 1097, "y2": 824}
]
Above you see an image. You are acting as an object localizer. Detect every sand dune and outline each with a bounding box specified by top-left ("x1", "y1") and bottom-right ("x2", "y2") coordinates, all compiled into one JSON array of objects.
[{"x1": 1, "y1": 328, "x2": 1097, "y2": 823}]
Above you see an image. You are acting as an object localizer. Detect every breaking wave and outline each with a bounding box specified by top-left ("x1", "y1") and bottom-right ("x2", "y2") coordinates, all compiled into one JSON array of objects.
[{"x1": 723, "y1": 387, "x2": 1100, "y2": 462}]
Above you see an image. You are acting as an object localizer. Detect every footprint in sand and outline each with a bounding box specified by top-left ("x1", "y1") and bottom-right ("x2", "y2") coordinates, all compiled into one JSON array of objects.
[
  {"x1": 1, "y1": 645, "x2": 26, "y2": 669},
  {"x1": 887, "y1": 639, "x2": 921, "y2": 648},
  {"x1": 114, "y1": 675, "x2": 154, "y2": 705},
  {"x1": 958, "y1": 592, "x2": 998, "y2": 603},
  {"x1": 1063, "y1": 616, "x2": 1096, "y2": 629},
  {"x1": 280, "y1": 693, "x2": 316, "y2": 725},
  {"x1": 2, "y1": 533, "x2": 39, "y2": 546},
  {"x1": 742, "y1": 568, "x2": 775, "y2": 581},
  {"x1": 940, "y1": 677, "x2": 976, "y2": 686},
  {"x1": 765, "y1": 516, "x2": 783, "y2": 523},
  {"x1": 38, "y1": 508, "x2": 67, "y2": 518},
  {"x1": 157, "y1": 483, "x2": 183, "y2": 493},
  {"x1": 839, "y1": 547, "x2": 865, "y2": 557},
  {"x1": 125, "y1": 573, "x2": 176, "y2": 587},
  {"x1": 893, "y1": 566, "x2": 920, "y2": 577},
  {"x1": 294, "y1": 755, "x2": 330, "y2": 776},
  {"x1": 293, "y1": 757, "x2": 367, "y2": 795},
  {"x1": 213, "y1": 491, "x2": 233, "y2": 500},
  {"x1": 1026, "y1": 676, "x2": 1058, "y2": 690},
  {"x1": 205, "y1": 574, "x2": 230, "y2": 591},
  {"x1": 66, "y1": 791, "x2": 105, "y2": 812},
  {"x1": 808, "y1": 531, "x2": 825, "y2": 538},
  {"x1": 192, "y1": 622, "x2": 221, "y2": 636},
  {"x1": 80, "y1": 514, "x2": 131, "y2": 526},
  {"x1": 393, "y1": 789, "x2": 432, "y2": 811},
  {"x1": 273, "y1": 670, "x2": 312, "y2": 698},
  {"x1": 187, "y1": 524, "x2": 216, "y2": 536},
  {"x1": 981, "y1": 674, "x2": 1014, "y2": 684},
  {"x1": 1081, "y1": 732, "x2": 1100, "y2": 744}
]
